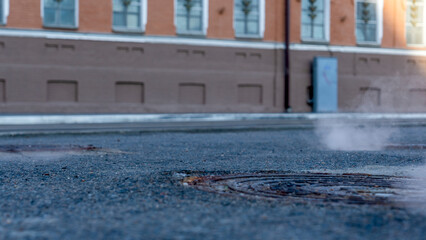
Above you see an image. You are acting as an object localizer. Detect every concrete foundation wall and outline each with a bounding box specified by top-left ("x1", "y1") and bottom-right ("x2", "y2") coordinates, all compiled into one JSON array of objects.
[
  {"x1": 291, "y1": 50, "x2": 426, "y2": 113},
  {"x1": 0, "y1": 35, "x2": 425, "y2": 113},
  {"x1": 0, "y1": 36, "x2": 284, "y2": 113}
]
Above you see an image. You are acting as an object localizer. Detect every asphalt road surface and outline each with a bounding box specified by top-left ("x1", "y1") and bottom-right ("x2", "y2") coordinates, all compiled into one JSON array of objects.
[{"x1": 0, "y1": 123, "x2": 425, "y2": 239}]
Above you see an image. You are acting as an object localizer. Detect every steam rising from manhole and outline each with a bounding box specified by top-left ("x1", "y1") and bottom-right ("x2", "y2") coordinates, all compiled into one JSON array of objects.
[{"x1": 183, "y1": 173, "x2": 408, "y2": 205}]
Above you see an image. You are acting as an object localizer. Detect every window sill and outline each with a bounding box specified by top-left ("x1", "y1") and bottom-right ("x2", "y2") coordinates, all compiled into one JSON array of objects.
[
  {"x1": 43, "y1": 25, "x2": 78, "y2": 30},
  {"x1": 112, "y1": 27, "x2": 145, "y2": 34},
  {"x1": 357, "y1": 42, "x2": 381, "y2": 47},
  {"x1": 406, "y1": 44, "x2": 426, "y2": 48},
  {"x1": 176, "y1": 31, "x2": 206, "y2": 37},
  {"x1": 235, "y1": 34, "x2": 263, "y2": 40},
  {"x1": 301, "y1": 39, "x2": 329, "y2": 45}
]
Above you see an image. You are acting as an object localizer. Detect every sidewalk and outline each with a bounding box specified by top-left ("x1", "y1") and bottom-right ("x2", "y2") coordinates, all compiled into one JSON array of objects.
[{"x1": 0, "y1": 113, "x2": 425, "y2": 136}]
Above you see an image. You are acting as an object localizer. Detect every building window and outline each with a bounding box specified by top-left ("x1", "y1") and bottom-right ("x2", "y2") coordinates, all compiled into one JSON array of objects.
[
  {"x1": 234, "y1": 0, "x2": 265, "y2": 38},
  {"x1": 42, "y1": 0, "x2": 78, "y2": 28},
  {"x1": 175, "y1": 0, "x2": 208, "y2": 35},
  {"x1": 406, "y1": 0, "x2": 425, "y2": 45},
  {"x1": 355, "y1": 0, "x2": 383, "y2": 44},
  {"x1": 0, "y1": 0, "x2": 3, "y2": 25},
  {"x1": 113, "y1": 0, "x2": 147, "y2": 32},
  {"x1": 301, "y1": 0, "x2": 329, "y2": 42},
  {"x1": 0, "y1": 0, "x2": 9, "y2": 25}
]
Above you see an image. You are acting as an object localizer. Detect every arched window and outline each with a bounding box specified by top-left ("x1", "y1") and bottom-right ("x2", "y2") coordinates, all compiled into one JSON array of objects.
[
  {"x1": 113, "y1": 0, "x2": 147, "y2": 32},
  {"x1": 301, "y1": 0, "x2": 330, "y2": 42},
  {"x1": 175, "y1": 0, "x2": 208, "y2": 35},
  {"x1": 42, "y1": 0, "x2": 78, "y2": 28},
  {"x1": 234, "y1": 0, "x2": 265, "y2": 38},
  {"x1": 355, "y1": 0, "x2": 383, "y2": 45},
  {"x1": 0, "y1": 0, "x2": 3, "y2": 25},
  {"x1": 0, "y1": 0, "x2": 9, "y2": 25},
  {"x1": 406, "y1": 0, "x2": 425, "y2": 45}
]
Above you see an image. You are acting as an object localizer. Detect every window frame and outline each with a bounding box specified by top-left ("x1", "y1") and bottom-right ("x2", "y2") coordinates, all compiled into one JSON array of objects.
[
  {"x1": 233, "y1": 0, "x2": 265, "y2": 39},
  {"x1": 112, "y1": 0, "x2": 148, "y2": 33},
  {"x1": 174, "y1": 0, "x2": 209, "y2": 36},
  {"x1": 41, "y1": 0, "x2": 79, "y2": 29},
  {"x1": 0, "y1": 0, "x2": 9, "y2": 25},
  {"x1": 355, "y1": 0, "x2": 383, "y2": 46},
  {"x1": 300, "y1": 0, "x2": 330, "y2": 43},
  {"x1": 405, "y1": 0, "x2": 426, "y2": 47}
]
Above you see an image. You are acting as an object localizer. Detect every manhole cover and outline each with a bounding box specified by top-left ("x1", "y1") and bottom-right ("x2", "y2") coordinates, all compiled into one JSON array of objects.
[
  {"x1": 0, "y1": 144, "x2": 100, "y2": 153},
  {"x1": 184, "y1": 173, "x2": 404, "y2": 205}
]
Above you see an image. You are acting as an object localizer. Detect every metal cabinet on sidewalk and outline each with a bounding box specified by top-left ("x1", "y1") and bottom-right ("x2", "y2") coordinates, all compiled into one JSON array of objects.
[{"x1": 312, "y1": 57, "x2": 338, "y2": 112}]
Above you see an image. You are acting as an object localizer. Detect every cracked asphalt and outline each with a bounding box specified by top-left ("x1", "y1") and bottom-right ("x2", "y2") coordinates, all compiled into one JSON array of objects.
[{"x1": 0, "y1": 122, "x2": 425, "y2": 240}]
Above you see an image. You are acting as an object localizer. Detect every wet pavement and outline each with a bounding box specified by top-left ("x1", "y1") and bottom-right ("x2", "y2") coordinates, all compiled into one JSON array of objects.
[{"x1": 0, "y1": 123, "x2": 425, "y2": 239}]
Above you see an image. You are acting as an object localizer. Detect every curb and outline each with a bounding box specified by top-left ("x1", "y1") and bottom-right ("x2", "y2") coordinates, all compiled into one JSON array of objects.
[
  {"x1": 0, "y1": 113, "x2": 424, "y2": 136},
  {"x1": 0, "y1": 113, "x2": 425, "y2": 125}
]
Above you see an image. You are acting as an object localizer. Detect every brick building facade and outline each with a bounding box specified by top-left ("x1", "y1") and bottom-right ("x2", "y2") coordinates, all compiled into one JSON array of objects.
[{"x1": 0, "y1": 0, "x2": 425, "y2": 113}]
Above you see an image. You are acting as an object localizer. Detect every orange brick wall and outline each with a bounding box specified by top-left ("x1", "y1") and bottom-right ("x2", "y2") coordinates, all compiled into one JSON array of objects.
[
  {"x1": 79, "y1": 0, "x2": 112, "y2": 33},
  {"x1": 7, "y1": 0, "x2": 42, "y2": 29},
  {"x1": 207, "y1": 0, "x2": 234, "y2": 39},
  {"x1": 0, "y1": 0, "x2": 423, "y2": 50},
  {"x1": 264, "y1": 0, "x2": 283, "y2": 42},
  {"x1": 145, "y1": 0, "x2": 175, "y2": 36},
  {"x1": 382, "y1": 0, "x2": 407, "y2": 48},
  {"x1": 382, "y1": 0, "x2": 396, "y2": 48},
  {"x1": 330, "y1": 0, "x2": 356, "y2": 46},
  {"x1": 395, "y1": 0, "x2": 408, "y2": 49},
  {"x1": 290, "y1": 0, "x2": 302, "y2": 43}
]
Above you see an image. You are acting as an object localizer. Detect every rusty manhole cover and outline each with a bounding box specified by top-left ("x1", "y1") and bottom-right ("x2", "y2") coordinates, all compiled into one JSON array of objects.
[
  {"x1": 184, "y1": 173, "x2": 404, "y2": 205},
  {"x1": 0, "y1": 144, "x2": 100, "y2": 153}
]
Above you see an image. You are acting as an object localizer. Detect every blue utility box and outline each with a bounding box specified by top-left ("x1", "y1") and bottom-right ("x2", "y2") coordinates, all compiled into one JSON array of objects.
[{"x1": 313, "y1": 57, "x2": 338, "y2": 112}]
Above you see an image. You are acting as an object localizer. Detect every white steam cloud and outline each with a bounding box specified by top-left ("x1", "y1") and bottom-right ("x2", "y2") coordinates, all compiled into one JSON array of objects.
[
  {"x1": 314, "y1": 119, "x2": 398, "y2": 151},
  {"x1": 393, "y1": 162, "x2": 426, "y2": 213}
]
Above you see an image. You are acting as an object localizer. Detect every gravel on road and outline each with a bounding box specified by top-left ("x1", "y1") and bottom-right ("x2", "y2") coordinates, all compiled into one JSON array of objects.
[{"x1": 0, "y1": 125, "x2": 425, "y2": 239}]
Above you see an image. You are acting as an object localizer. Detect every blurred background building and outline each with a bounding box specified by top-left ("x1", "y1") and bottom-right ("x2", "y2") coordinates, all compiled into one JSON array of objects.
[{"x1": 0, "y1": 0, "x2": 424, "y2": 113}]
